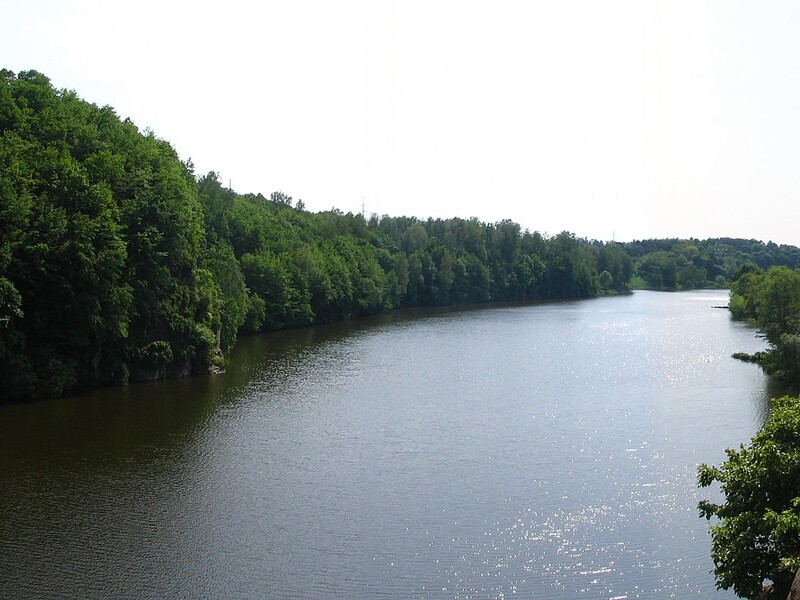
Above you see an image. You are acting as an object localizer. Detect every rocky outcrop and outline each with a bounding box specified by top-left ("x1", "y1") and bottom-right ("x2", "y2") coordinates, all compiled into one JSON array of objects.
[
  {"x1": 788, "y1": 569, "x2": 800, "y2": 600},
  {"x1": 129, "y1": 358, "x2": 195, "y2": 383}
]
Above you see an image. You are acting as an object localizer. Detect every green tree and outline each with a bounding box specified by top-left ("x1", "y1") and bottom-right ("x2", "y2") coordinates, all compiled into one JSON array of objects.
[
  {"x1": 729, "y1": 264, "x2": 764, "y2": 320},
  {"x1": 203, "y1": 242, "x2": 249, "y2": 355},
  {"x1": 511, "y1": 252, "x2": 546, "y2": 301},
  {"x1": 753, "y1": 267, "x2": 800, "y2": 381},
  {"x1": 240, "y1": 252, "x2": 293, "y2": 330},
  {"x1": 0, "y1": 70, "x2": 223, "y2": 397},
  {"x1": 756, "y1": 267, "x2": 800, "y2": 346},
  {"x1": 598, "y1": 270, "x2": 613, "y2": 290},
  {"x1": 636, "y1": 251, "x2": 679, "y2": 290},
  {"x1": 699, "y1": 395, "x2": 800, "y2": 599},
  {"x1": 597, "y1": 243, "x2": 633, "y2": 291}
]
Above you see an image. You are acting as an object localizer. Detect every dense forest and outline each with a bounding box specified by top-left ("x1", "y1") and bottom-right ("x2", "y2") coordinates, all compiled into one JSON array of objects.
[
  {"x1": 3, "y1": 69, "x2": 800, "y2": 402},
  {"x1": 0, "y1": 70, "x2": 628, "y2": 401},
  {"x1": 727, "y1": 264, "x2": 800, "y2": 384},
  {"x1": 621, "y1": 238, "x2": 800, "y2": 291}
]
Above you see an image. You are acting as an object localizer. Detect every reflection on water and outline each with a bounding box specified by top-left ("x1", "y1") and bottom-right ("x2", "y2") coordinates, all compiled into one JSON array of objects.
[{"x1": 0, "y1": 291, "x2": 773, "y2": 599}]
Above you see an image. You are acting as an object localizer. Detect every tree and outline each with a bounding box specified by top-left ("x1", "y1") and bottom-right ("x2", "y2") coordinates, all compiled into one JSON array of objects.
[
  {"x1": 597, "y1": 242, "x2": 633, "y2": 291},
  {"x1": 729, "y1": 264, "x2": 764, "y2": 321},
  {"x1": 240, "y1": 252, "x2": 293, "y2": 330},
  {"x1": 203, "y1": 242, "x2": 249, "y2": 354},
  {"x1": 0, "y1": 70, "x2": 221, "y2": 397},
  {"x1": 598, "y1": 270, "x2": 613, "y2": 290},
  {"x1": 636, "y1": 251, "x2": 679, "y2": 290},
  {"x1": 753, "y1": 267, "x2": 800, "y2": 381},
  {"x1": 699, "y1": 395, "x2": 800, "y2": 599},
  {"x1": 756, "y1": 267, "x2": 800, "y2": 346}
]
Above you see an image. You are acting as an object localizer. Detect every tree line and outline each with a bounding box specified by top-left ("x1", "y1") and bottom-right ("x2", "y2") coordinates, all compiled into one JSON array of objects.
[
  {"x1": 0, "y1": 70, "x2": 632, "y2": 402},
  {"x1": 728, "y1": 264, "x2": 800, "y2": 383},
  {"x1": 5, "y1": 70, "x2": 800, "y2": 402},
  {"x1": 621, "y1": 238, "x2": 800, "y2": 291}
]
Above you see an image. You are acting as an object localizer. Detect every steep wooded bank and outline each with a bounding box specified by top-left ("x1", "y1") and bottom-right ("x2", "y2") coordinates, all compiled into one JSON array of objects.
[
  {"x1": 3, "y1": 70, "x2": 800, "y2": 402},
  {"x1": 729, "y1": 264, "x2": 800, "y2": 384},
  {"x1": 0, "y1": 70, "x2": 621, "y2": 401}
]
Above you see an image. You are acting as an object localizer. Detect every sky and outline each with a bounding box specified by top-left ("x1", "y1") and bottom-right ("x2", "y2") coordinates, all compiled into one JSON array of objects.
[{"x1": 2, "y1": 0, "x2": 800, "y2": 244}]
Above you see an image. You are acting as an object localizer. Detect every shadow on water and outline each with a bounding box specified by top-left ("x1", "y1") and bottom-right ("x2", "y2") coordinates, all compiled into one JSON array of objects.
[
  {"x1": 0, "y1": 296, "x2": 789, "y2": 477},
  {"x1": 0, "y1": 375, "x2": 217, "y2": 474},
  {"x1": 0, "y1": 304, "x2": 494, "y2": 476},
  {"x1": 759, "y1": 377, "x2": 800, "y2": 420}
]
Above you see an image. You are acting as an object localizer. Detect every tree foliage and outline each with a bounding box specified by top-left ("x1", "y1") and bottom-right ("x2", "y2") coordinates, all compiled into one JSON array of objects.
[
  {"x1": 730, "y1": 266, "x2": 800, "y2": 383},
  {"x1": 622, "y1": 238, "x2": 800, "y2": 291},
  {"x1": 699, "y1": 395, "x2": 800, "y2": 599},
  {"x1": 0, "y1": 69, "x2": 629, "y2": 401},
  {"x1": 0, "y1": 70, "x2": 217, "y2": 399}
]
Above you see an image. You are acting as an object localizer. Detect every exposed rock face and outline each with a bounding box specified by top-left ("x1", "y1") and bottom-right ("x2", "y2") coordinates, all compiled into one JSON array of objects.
[
  {"x1": 129, "y1": 358, "x2": 195, "y2": 383},
  {"x1": 788, "y1": 569, "x2": 800, "y2": 600}
]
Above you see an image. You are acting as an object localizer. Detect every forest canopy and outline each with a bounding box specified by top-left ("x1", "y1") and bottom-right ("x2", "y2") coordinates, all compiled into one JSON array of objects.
[
  {"x1": 0, "y1": 69, "x2": 616, "y2": 401},
  {"x1": 2, "y1": 69, "x2": 800, "y2": 402}
]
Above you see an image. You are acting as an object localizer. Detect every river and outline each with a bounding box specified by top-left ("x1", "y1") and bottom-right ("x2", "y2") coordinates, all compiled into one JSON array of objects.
[{"x1": 0, "y1": 290, "x2": 781, "y2": 598}]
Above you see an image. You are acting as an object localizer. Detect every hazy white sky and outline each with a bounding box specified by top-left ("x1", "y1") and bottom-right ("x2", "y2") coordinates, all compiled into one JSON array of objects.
[{"x1": 3, "y1": 1, "x2": 799, "y2": 244}]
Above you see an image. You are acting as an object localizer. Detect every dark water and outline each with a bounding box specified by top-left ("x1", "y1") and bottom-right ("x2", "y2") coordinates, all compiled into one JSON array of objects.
[{"x1": 0, "y1": 291, "x2": 780, "y2": 599}]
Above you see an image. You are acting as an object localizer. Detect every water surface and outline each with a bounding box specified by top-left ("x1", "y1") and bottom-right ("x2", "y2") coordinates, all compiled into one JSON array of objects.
[{"x1": 0, "y1": 291, "x2": 776, "y2": 598}]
